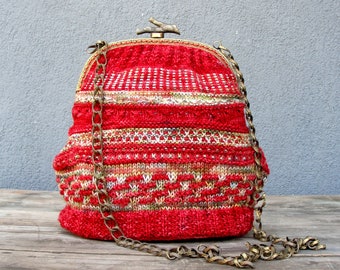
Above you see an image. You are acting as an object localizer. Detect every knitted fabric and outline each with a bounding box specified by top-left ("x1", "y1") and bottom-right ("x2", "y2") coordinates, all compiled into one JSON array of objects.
[{"x1": 54, "y1": 39, "x2": 269, "y2": 241}]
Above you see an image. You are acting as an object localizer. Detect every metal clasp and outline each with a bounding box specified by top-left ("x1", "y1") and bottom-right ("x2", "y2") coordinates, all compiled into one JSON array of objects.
[
  {"x1": 213, "y1": 41, "x2": 231, "y2": 57},
  {"x1": 86, "y1": 40, "x2": 108, "y2": 54},
  {"x1": 136, "y1": 17, "x2": 180, "y2": 38}
]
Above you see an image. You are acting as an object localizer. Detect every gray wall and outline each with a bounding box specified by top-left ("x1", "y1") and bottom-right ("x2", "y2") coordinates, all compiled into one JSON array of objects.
[{"x1": 0, "y1": 0, "x2": 339, "y2": 194}]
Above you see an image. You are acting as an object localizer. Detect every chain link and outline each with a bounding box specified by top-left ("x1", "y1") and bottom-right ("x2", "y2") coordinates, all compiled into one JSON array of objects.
[
  {"x1": 88, "y1": 40, "x2": 325, "y2": 268},
  {"x1": 90, "y1": 41, "x2": 125, "y2": 240}
]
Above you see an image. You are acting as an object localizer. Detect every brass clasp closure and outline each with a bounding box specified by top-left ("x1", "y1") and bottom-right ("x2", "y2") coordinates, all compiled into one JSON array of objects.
[{"x1": 136, "y1": 17, "x2": 180, "y2": 38}]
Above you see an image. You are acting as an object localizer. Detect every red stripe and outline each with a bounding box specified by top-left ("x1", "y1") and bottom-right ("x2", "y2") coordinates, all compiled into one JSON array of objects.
[
  {"x1": 69, "y1": 103, "x2": 248, "y2": 135},
  {"x1": 59, "y1": 205, "x2": 253, "y2": 240}
]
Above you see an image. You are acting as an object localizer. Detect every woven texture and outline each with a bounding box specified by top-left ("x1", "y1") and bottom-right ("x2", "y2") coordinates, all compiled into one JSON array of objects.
[{"x1": 54, "y1": 39, "x2": 269, "y2": 241}]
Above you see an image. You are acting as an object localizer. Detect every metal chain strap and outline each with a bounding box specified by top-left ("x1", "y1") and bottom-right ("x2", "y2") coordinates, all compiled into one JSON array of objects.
[
  {"x1": 213, "y1": 42, "x2": 268, "y2": 235},
  {"x1": 215, "y1": 41, "x2": 326, "y2": 260},
  {"x1": 88, "y1": 40, "x2": 325, "y2": 268},
  {"x1": 90, "y1": 41, "x2": 124, "y2": 240}
]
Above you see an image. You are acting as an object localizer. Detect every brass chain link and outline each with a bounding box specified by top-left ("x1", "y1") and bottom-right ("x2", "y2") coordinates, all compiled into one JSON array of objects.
[{"x1": 88, "y1": 40, "x2": 325, "y2": 268}]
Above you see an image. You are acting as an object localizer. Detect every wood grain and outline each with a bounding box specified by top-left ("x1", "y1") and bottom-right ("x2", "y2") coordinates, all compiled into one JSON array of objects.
[{"x1": 0, "y1": 190, "x2": 339, "y2": 269}]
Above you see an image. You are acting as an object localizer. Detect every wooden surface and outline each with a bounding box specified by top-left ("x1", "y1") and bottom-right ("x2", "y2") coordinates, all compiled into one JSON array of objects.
[{"x1": 0, "y1": 190, "x2": 339, "y2": 270}]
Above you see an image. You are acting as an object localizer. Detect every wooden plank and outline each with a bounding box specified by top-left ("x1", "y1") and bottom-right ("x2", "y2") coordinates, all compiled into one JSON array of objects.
[
  {"x1": 0, "y1": 190, "x2": 339, "y2": 269},
  {"x1": 1, "y1": 250, "x2": 339, "y2": 270}
]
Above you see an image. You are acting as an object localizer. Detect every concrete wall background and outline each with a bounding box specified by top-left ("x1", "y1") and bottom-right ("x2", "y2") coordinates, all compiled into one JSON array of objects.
[{"x1": 0, "y1": 0, "x2": 339, "y2": 194}]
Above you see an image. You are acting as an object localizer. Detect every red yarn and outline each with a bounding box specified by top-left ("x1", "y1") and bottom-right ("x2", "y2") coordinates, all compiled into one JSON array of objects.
[
  {"x1": 54, "y1": 39, "x2": 269, "y2": 241},
  {"x1": 59, "y1": 205, "x2": 253, "y2": 241},
  {"x1": 81, "y1": 42, "x2": 241, "y2": 94},
  {"x1": 69, "y1": 103, "x2": 249, "y2": 135}
]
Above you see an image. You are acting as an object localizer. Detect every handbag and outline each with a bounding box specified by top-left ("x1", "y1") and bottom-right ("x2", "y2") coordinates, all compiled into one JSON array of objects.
[{"x1": 53, "y1": 18, "x2": 325, "y2": 268}]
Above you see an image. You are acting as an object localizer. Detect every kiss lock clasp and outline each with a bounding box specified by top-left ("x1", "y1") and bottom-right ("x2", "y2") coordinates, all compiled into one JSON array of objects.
[{"x1": 136, "y1": 17, "x2": 180, "y2": 38}]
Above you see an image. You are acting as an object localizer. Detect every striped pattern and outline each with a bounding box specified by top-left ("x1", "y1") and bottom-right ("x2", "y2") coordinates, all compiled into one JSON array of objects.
[
  {"x1": 54, "y1": 39, "x2": 269, "y2": 241},
  {"x1": 81, "y1": 68, "x2": 240, "y2": 93}
]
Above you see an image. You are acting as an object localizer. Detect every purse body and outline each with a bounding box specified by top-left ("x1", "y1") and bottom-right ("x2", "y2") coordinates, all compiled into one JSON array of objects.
[{"x1": 53, "y1": 38, "x2": 269, "y2": 241}]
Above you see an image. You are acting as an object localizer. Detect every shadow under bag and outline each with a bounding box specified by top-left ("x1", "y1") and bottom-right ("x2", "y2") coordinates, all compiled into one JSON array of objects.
[{"x1": 53, "y1": 18, "x2": 325, "y2": 268}]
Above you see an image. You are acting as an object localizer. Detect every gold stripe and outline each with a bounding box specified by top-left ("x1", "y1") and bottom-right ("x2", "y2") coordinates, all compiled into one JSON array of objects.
[
  {"x1": 68, "y1": 201, "x2": 251, "y2": 212},
  {"x1": 75, "y1": 90, "x2": 243, "y2": 106},
  {"x1": 56, "y1": 162, "x2": 255, "y2": 178}
]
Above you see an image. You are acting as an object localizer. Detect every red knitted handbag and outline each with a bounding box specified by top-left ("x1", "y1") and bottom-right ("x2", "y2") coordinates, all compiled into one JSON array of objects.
[{"x1": 53, "y1": 18, "x2": 325, "y2": 267}]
